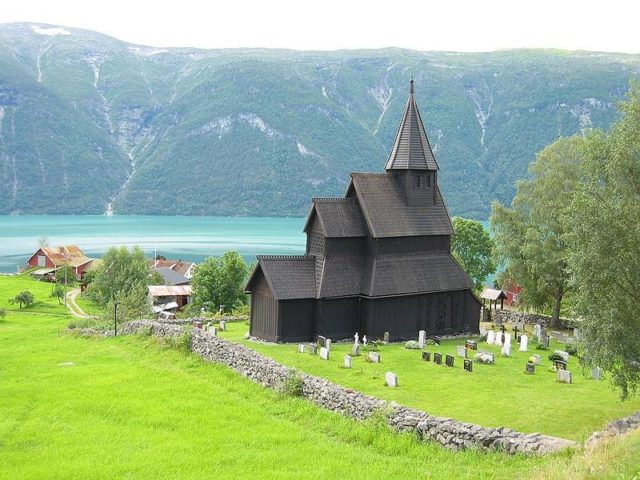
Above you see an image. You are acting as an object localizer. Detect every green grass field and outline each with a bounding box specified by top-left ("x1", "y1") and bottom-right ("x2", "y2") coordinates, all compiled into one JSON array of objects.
[
  {"x1": 1, "y1": 276, "x2": 639, "y2": 479},
  {"x1": 220, "y1": 323, "x2": 640, "y2": 442}
]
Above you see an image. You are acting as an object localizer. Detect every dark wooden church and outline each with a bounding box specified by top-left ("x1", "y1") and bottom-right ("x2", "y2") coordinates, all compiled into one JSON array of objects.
[{"x1": 245, "y1": 80, "x2": 481, "y2": 342}]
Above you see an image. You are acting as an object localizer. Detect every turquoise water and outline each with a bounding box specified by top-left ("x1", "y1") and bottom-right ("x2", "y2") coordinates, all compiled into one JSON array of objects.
[{"x1": 0, "y1": 216, "x2": 307, "y2": 273}]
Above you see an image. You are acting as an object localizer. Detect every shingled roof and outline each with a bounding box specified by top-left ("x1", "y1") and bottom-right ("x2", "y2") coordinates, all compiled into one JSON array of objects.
[
  {"x1": 249, "y1": 256, "x2": 317, "y2": 300},
  {"x1": 349, "y1": 173, "x2": 454, "y2": 238},
  {"x1": 303, "y1": 198, "x2": 368, "y2": 238},
  {"x1": 385, "y1": 79, "x2": 438, "y2": 171},
  {"x1": 366, "y1": 253, "x2": 473, "y2": 297}
]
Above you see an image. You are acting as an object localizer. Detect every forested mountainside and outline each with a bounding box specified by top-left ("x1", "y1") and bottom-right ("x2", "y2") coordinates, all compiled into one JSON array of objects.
[{"x1": 1, "y1": 23, "x2": 639, "y2": 218}]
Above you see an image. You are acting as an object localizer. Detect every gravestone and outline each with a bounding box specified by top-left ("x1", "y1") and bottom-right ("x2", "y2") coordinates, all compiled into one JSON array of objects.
[
  {"x1": 317, "y1": 335, "x2": 327, "y2": 348},
  {"x1": 533, "y1": 354, "x2": 541, "y2": 365},
  {"x1": 385, "y1": 372, "x2": 398, "y2": 387},
  {"x1": 209, "y1": 326, "x2": 217, "y2": 336},
  {"x1": 368, "y1": 352, "x2": 380, "y2": 363},
  {"x1": 533, "y1": 324, "x2": 542, "y2": 340},
  {"x1": 456, "y1": 345, "x2": 467, "y2": 358},
  {"x1": 363, "y1": 335, "x2": 368, "y2": 347},
  {"x1": 418, "y1": 330, "x2": 426, "y2": 349},
  {"x1": 422, "y1": 351, "x2": 431, "y2": 362},
  {"x1": 445, "y1": 355, "x2": 454, "y2": 367},
  {"x1": 434, "y1": 353, "x2": 442, "y2": 365},
  {"x1": 425, "y1": 336, "x2": 441, "y2": 345},
  {"x1": 464, "y1": 359, "x2": 473, "y2": 373},
  {"x1": 486, "y1": 331, "x2": 496, "y2": 345},
  {"x1": 465, "y1": 340, "x2": 478, "y2": 350},
  {"x1": 591, "y1": 367, "x2": 602, "y2": 380},
  {"x1": 519, "y1": 335, "x2": 528, "y2": 352},
  {"x1": 574, "y1": 328, "x2": 582, "y2": 340},
  {"x1": 501, "y1": 343, "x2": 511, "y2": 357},
  {"x1": 558, "y1": 370, "x2": 573, "y2": 384},
  {"x1": 193, "y1": 320, "x2": 203, "y2": 329},
  {"x1": 351, "y1": 344, "x2": 361, "y2": 356},
  {"x1": 383, "y1": 332, "x2": 390, "y2": 344},
  {"x1": 479, "y1": 327, "x2": 487, "y2": 337},
  {"x1": 542, "y1": 335, "x2": 550, "y2": 349},
  {"x1": 205, "y1": 322, "x2": 212, "y2": 331},
  {"x1": 495, "y1": 332, "x2": 503, "y2": 346},
  {"x1": 320, "y1": 347, "x2": 330, "y2": 360},
  {"x1": 354, "y1": 332, "x2": 360, "y2": 346},
  {"x1": 298, "y1": 343, "x2": 305, "y2": 353},
  {"x1": 504, "y1": 333, "x2": 512, "y2": 347},
  {"x1": 554, "y1": 359, "x2": 568, "y2": 371},
  {"x1": 475, "y1": 351, "x2": 495, "y2": 364},
  {"x1": 344, "y1": 355, "x2": 352, "y2": 369},
  {"x1": 525, "y1": 363, "x2": 535, "y2": 374},
  {"x1": 326, "y1": 339, "x2": 332, "y2": 351},
  {"x1": 309, "y1": 344, "x2": 318, "y2": 355},
  {"x1": 555, "y1": 350, "x2": 570, "y2": 362},
  {"x1": 219, "y1": 320, "x2": 226, "y2": 331}
]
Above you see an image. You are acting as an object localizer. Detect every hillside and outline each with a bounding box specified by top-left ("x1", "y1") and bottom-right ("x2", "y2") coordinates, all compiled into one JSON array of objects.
[{"x1": 1, "y1": 23, "x2": 639, "y2": 218}]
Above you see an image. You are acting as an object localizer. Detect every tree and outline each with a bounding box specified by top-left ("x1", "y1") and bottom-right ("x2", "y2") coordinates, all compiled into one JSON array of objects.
[
  {"x1": 105, "y1": 281, "x2": 152, "y2": 325},
  {"x1": 0, "y1": 308, "x2": 6, "y2": 320},
  {"x1": 566, "y1": 82, "x2": 640, "y2": 399},
  {"x1": 9, "y1": 291, "x2": 36, "y2": 309},
  {"x1": 88, "y1": 246, "x2": 152, "y2": 306},
  {"x1": 38, "y1": 237, "x2": 49, "y2": 248},
  {"x1": 191, "y1": 251, "x2": 249, "y2": 313},
  {"x1": 50, "y1": 283, "x2": 65, "y2": 304},
  {"x1": 55, "y1": 264, "x2": 76, "y2": 285},
  {"x1": 490, "y1": 136, "x2": 585, "y2": 327},
  {"x1": 451, "y1": 217, "x2": 496, "y2": 290}
]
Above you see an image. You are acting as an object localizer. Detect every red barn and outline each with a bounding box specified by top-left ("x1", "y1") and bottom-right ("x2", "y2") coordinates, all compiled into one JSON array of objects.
[
  {"x1": 502, "y1": 279, "x2": 523, "y2": 306},
  {"x1": 27, "y1": 245, "x2": 94, "y2": 281}
]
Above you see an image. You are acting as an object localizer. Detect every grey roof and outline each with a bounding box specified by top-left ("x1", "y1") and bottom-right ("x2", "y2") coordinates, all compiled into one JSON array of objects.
[
  {"x1": 156, "y1": 267, "x2": 190, "y2": 285},
  {"x1": 318, "y1": 255, "x2": 364, "y2": 298},
  {"x1": 349, "y1": 173, "x2": 454, "y2": 238},
  {"x1": 385, "y1": 80, "x2": 438, "y2": 171},
  {"x1": 366, "y1": 254, "x2": 473, "y2": 297},
  {"x1": 304, "y1": 198, "x2": 368, "y2": 238},
  {"x1": 254, "y1": 256, "x2": 317, "y2": 300}
]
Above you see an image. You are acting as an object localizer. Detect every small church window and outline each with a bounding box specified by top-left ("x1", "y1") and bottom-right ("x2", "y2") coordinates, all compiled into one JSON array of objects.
[
  {"x1": 426, "y1": 175, "x2": 431, "y2": 187},
  {"x1": 413, "y1": 175, "x2": 421, "y2": 189}
]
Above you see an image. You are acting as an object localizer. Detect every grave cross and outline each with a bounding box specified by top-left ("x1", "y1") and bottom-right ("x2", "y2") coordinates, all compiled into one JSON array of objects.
[{"x1": 500, "y1": 324, "x2": 506, "y2": 345}]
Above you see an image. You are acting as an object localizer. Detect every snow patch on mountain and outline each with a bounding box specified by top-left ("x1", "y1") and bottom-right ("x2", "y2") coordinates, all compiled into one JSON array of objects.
[
  {"x1": 31, "y1": 25, "x2": 71, "y2": 36},
  {"x1": 239, "y1": 113, "x2": 281, "y2": 138},
  {"x1": 128, "y1": 46, "x2": 170, "y2": 57},
  {"x1": 197, "y1": 116, "x2": 233, "y2": 139}
]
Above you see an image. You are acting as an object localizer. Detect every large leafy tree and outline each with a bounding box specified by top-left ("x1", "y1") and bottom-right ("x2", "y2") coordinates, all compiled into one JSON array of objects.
[
  {"x1": 9, "y1": 291, "x2": 36, "y2": 309},
  {"x1": 191, "y1": 251, "x2": 249, "y2": 313},
  {"x1": 491, "y1": 136, "x2": 585, "y2": 327},
  {"x1": 566, "y1": 82, "x2": 640, "y2": 399},
  {"x1": 451, "y1": 217, "x2": 496, "y2": 290}
]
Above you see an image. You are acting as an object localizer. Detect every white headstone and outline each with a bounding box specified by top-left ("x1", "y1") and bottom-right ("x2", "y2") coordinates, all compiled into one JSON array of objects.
[
  {"x1": 351, "y1": 344, "x2": 360, "y2": 356},
  {"x1": 354, "y1": 332, "x2": 359, "y2": 346},
  {"x1": 591, "y1": 367, "x2": 602, "y2": 380},
  {"x1": 501, "y1": 343, "x2": 511, "y2": 357},
  {"x1": 383, "y1": 332, "x2": 390, "y2": 344},
  {"x1": 205, "y1": 322, "x2": 212, "y2": 332},
  {"x1": 210, "y1": 326, "x2": 217, "y2": 336},
  {"x1": 363, "y1": 335, "x2": 368, "y2": 347},
  {"x1": 504, "y1": 333, "x2": 512, "y2": 347},
  {"x1": 418, "y1": 330, "x2": 426, "y2": 349},
  {"x1": 219, "y1": 320, "x2": 226, "y2": 331},
  {"x1": 519, "y1": 335, "x2": 528, "y2": 352},
  {"x1": 456, "y1": 345, "x2": 467, "y2": 358},
  {"x1": 344, "y1": 355, "x2": 352, "y2": 369},
  {"x1": 495, "y1": 332, "x2": 503, "y2": 346},
  {"x1": 533, "y1": 324, "x2": 542, "y2": 341},
  {"x1": 558, "y1": 370, "x2": 572, "y2": 384},
  {"x1": 555, "y1": 350, "x2": 570, "y2": 362},
  {"x1": 533, "y1": 354, "x2": 541, "y2": 365},
  {"x1": 385, "y1": 372, "x2": 398, "y2": 388},
  {"x1": 320, "y1": 347, "x2": 329, "y2": 360},
  {"x1": 298, "y1": 343, "x2": 305, "y2": 353},
  {"x1": 479, "y1": 327, "x2": 488, "y2": 337},
  {"x1": 368, "y1": 351, "x2": 380, "y2": 363},
  {"x1": 486, "y1": 331, "x2": 496, "y2": 345},
  {"x1": 326, "y1": 339, "x2": 332, "y2": 351}
]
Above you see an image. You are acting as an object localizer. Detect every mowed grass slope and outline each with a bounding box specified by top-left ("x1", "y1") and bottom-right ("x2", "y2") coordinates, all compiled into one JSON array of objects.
[
  {"x1": 1, "y1": 276, "x2": 639, "y2": 479},
  {"x1": 221, "y1": 324, "x2": 640, "y2": 441}
]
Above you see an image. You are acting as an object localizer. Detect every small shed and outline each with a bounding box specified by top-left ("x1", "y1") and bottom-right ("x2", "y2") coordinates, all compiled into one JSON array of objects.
[
  {"x1": 148, "y1": 285, "x2": 192, "y2": 311},
  {"x1": 480, "y1": 288, "x2": 507, "y2": 311}
]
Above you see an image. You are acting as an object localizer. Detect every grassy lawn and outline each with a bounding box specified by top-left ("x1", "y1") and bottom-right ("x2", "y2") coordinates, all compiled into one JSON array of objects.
[
  {"x1": 220, "y1": 323, "x2": 640, "y2": 441},
  {"x1": 1, "y1": 275, "x2": 639, "y2": 479},
  {"x1": 74, "y1": 293, "x2": 105, "y2": 316}
]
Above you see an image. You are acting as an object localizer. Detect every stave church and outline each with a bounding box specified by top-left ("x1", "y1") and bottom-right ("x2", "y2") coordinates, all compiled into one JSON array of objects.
[{"x1": 245, "y1": 80, "x2": 481, "y2": 342}]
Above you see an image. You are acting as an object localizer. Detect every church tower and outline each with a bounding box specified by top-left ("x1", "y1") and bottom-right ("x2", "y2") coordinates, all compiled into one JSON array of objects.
[{"x1": 385, "y1": 79, "x2": 439, "y2": 206}]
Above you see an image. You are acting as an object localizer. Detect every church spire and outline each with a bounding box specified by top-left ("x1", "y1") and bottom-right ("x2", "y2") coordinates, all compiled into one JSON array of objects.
[{"x1": 385, "y1": 79, "x2": 438, "y2": 171}]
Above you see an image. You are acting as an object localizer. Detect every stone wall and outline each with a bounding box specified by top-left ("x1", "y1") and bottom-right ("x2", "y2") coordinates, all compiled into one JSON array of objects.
[
  {"x1": 491, "y1": 310, "x2": 581, "y2": 329},
  {"x1": 121, "y1": 320, "x2": 576, "y2": 455},
  {"x1": 586, "y1": 411, "x2": 640, "y2": 448}
]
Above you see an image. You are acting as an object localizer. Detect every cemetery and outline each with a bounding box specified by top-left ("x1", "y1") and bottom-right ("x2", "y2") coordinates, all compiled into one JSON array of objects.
[{"x1": 221, "y1": 321, "x2": 640, "y2": 441}]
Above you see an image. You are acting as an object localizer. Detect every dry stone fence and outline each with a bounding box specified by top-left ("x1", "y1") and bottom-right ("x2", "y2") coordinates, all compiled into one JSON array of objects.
[{"x1": 119, "y1": 320, "x2": 579, "y2": 455}]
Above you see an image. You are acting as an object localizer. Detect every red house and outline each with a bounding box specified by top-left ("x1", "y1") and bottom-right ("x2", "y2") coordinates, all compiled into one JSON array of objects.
[
  {"x1": 27, "y1": 245, "x2": 94, "y2": 281},
  {"x1": 502, "y1": 279, "x2": 523, "y2": 306}
]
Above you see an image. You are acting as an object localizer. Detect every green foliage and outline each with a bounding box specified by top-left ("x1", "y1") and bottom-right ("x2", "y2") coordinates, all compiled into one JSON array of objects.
[
  {"x1": 55, "y1": 265, "x2": 76, "y2": 285},
  {"x1": 158, "y1": 330, "x2": 193, "y2": 353},
  {"x1": 191, "y1": 251, "x2": 249, "y2": 313},
  {"x1": 490, "y1": 136, "x2": 585, "y2": 326},
  {"x1": 103, "y1": 282, "x2": 152, "y2": 325},
  {"x1": 9, "y1": 290, "x2": 35, "y2": 309},
  {"x1": 451, "y1": 217, "x2": 496, "y2": 289},
  {"x1": 564, "y1": 343, "x2": 578, "y2": 356},
  {"x1": 0, "y1": 307, "x2": 5, "y2": 319},
  {"x1": 276, "y1": 370, "x2": 305, "y2": 397},
  {"x1": 87, "y1": 246, "x2": 152, "y2": 306},
  {"x1": 548, "y1": 353, "x2": 565, "y2": 362},
  {"x1": 566, "y1": 81, "x2": 640, "y2": 399},
  {"x1": 49, "y1": 283, "x2": 65, "y2": 305}
]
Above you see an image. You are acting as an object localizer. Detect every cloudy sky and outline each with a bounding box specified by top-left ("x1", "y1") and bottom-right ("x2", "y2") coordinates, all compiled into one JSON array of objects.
[{"x1": 2, "y1": 0, "x2": 640, "y2": 53}]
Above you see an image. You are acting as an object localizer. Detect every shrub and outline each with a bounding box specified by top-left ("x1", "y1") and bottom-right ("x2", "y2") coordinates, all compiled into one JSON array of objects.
[
  {"x1": 548, "y1": 352, "x2": 565, "y2": 362},
  {"x1": 564, "y1": 342, "x2": 578, "y2": 356},
  {"x1": 404, "y1": 340, "x2": 420, "y2": 350},
  {"x1": 0, "y1": 308, "x2": 5, "y2": 320},
  {"x1": 277, "y1": 370, "x2": 304, "y2": 397}
]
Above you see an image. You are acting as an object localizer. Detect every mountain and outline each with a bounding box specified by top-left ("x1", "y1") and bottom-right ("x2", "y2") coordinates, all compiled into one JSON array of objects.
[{"x1": 1, "y1": 23, "x2": 639, "y2": 218}]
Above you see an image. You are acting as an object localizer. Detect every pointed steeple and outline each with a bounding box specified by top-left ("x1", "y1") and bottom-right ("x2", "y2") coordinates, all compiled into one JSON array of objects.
[{"x1": 385, "y1": 80, "x2": 438, "y2": 171}]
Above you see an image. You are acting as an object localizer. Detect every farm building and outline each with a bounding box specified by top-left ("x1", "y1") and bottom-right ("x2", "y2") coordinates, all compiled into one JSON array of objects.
[
  {"x1": 245, "y1": 81, "x2": 481, "y2": 342},
  {"x1": 27, "y1": 245, "x2": 94, "y2": 281}
]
